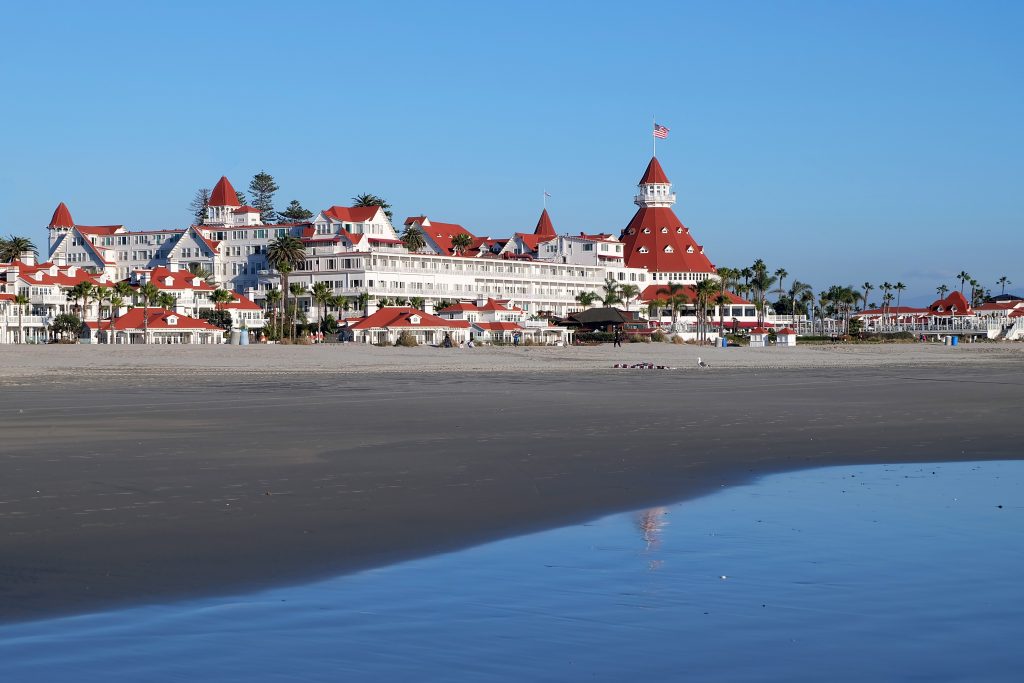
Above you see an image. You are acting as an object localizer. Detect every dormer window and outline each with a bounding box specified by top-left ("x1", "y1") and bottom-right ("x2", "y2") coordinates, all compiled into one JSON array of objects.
[
  {"x1": 409, "y1": 315, "x2": 422, "y2": 325},
  {"x1": 676, "y1": 228, "x2": 683, "y2": 234},
  {"x1": 642, "y1": 228, "x2": 651, "y2": 234},
  {"x1": 164, "y1": 276, "x2": 174, "y2": 285},
  {"x1": 167, "y1": 316, "x2": 178, "y2": 326},
  {"x1": 628, "y1": 228, "x2": 636, "y2": 235},
  {"x1": 660, "y1": 227, "x2": 668, "y2": 234},
  {"x1": 664, "y1": 246, "x2": 674, "y2": 253},
  {"x1": 686, "y1": 246, "x2": 694, "y2": 253},
  {"x1": 638, "y1": 247, "x2": 649, "y2": 254}
]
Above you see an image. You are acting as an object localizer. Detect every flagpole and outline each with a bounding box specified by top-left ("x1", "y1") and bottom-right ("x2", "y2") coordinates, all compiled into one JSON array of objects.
[{"x1": 652, "y1": 114, "x2": 657, "y2": 157}]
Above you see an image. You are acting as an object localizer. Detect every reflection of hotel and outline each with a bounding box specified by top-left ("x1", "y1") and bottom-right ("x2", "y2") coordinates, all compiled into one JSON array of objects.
[{"x1": 2, "y1": 157, "x2": 778, "y2": 343}]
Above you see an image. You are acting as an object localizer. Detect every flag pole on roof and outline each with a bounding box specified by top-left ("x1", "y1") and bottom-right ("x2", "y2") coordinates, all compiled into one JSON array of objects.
[{"x1": 543, "y1": 190, "x2": 551, "y2": 209}]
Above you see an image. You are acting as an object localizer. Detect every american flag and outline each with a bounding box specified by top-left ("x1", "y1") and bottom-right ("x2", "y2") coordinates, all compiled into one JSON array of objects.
[{"x1": 653, "y1": 123, "x2": 669, "y2": 139}]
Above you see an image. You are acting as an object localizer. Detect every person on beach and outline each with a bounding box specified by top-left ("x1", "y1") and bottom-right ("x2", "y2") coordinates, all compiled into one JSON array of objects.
[
  {"x1": 613, "y1": 326, "x2": 623, "y2": 348},
  {"x1": 442, "y1": 332, "x2": 453, "y2": 348},
  {"x1": 513, "y1": 331, "x2": 521, "y2": 347}
]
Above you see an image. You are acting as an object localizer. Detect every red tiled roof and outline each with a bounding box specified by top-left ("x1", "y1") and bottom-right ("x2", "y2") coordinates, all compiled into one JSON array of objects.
[
  {"x1": 223, "y1": 292, "x2": 261, "y2": 310},
  {"x1": 132, "y1": 266, "x2": 215, "y2": 291},
  {"x1": 620, "y1": 207, "x2": 713, "y2": 274},
  {"x1": 778, "y1": 327, "x2": 797, "y2": 335},
  {"x1": 639, "y1": 157, "x2": 670, "y2": 185},
  {"x1": 750, "y1": 327, "x2": 771, "y2": 335},
  {"x1": 87, "y1": 308, "x2": 221, "y2": 332},
  {"x1": 75, "y1": 225, "x2": 124, "y2": 235},
  {"x1": 210, "y1": 176, "x2": 241, "y2": 207},
  {"x1": 233, "y1": 206, "x2": 260, "y2": 214},
  {"x1": 350, "y1": 307, "x2": 470, "y2": 330},
  {"x1": 640, "y1": 284, "x2": 750, "y2": 305},
  {"x1": 534, "y1": 208, "x2": 555, "y2": 237},
  {"x1": 474, "y1": 321, "x2": 522, "y2": 331},
  {"x1": 49, "y1": 202, "x2": 75, "y2": 228},
  {"x1": 425, "y1": 221, "x2": 475, "y2": 256},
  {"x1": 929, "y1": 291, "x2": 973, "y2": 316},
  {"x1": 404, "y1": 215, "x2": 427, "y2": 226},
  {"x1": 324, "y1": 206, "x2": 379, "y2": 222}
]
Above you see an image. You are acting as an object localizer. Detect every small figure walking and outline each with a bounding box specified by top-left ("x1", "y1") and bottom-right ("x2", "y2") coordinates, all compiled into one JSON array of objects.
[
  {"x1": 513, "y1": 331, "x2": 521, "y2": 347},
  {"x1": 613, "y1": 326, "x2": 624, "y2": 348}
]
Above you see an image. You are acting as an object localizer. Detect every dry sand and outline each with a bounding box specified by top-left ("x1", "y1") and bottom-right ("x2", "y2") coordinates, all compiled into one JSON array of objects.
[{"x1": 1, "y1": 342, "x2": 1022, "y2": 622}]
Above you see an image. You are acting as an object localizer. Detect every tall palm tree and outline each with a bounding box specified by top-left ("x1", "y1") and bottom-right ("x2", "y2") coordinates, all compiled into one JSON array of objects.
[
  {"x1": 968, "y1": 279, "x2": 981, "y2": 306},
  {"x1": 310, "y1": 281, "x2": 334, "y2": 332},
  {"x1": 450, "y1": 232, "x2": 474, "y2": 256},
  {"x1": 211, "y1": 288, "x2": 235, "y2": 316},
  {"x1": 694, "y1": 279, "x2": 719, "y2": 344},
  {"x1": 93, "y1": 285, "x2": 110, "y2": 321},
  {"x1": 600, "y1": 276, "x2": 622, "y2": 306},
  {"x1": 157, "y1": 292, "x2": 176, "y2": 310},
  {"x1": 0, "y1": 235, "x2": 37, "y2": 262},
  {"x1": 356, "y1": 291, "x2": 371, "y2": 315},
  {"x1": 409, "y1": 296, "x2": 426, "y2": 311},
  {"x1": 264, "y1": 288, "x2": 282, "y2": 337},
  {"x1": 957, "y1": 271, "x2": 971, "y2": 293},
  {"x1": 740, "y1": 267, "x2": 753, "y2": 289},
  {"x1": 936, "y1": 284, "x2": 949, "y2": 298},
  {"x1": 401, "y1": 225, "x2": 427, "y2": 253},
  {"x1": 64, "y1": 283, "x2": 84, "y2": 318},
  {"x1": 289, "y1": 282, "x2": 307, "y2": 338},
  {"x1": 648, "y1": 297, "x2": 668, "y2": 321},
  {"x1": 788, "y1": 280, "x2": 812, "y2": 325},
  {"x1": 663, "y1": 281, "x2": 689, "y2": 327},
  {"x1": 266, "y1": 235, "x2": 306, "y2": 340},
  {"x1": 879, "y1": 282, "x2": 893, "y2": 322},
  {"x1": 77, "y1": 282, "x2": 96, "y2": 322},
  {"x1": 574, "y1": 291, "x2": 598, "y2": 310},
  {"x1": 749, "y1": 261, "x2": 775, "y2": 326},
  {"x1": 893, "y1": 282, "x2": 906, "y2": 318},
  {"x1": 188, "y1": 263, "x2": 217, "y2": 285},
  {"x1": 138, "y1": 282, "x2": 161, "y2": 344},
  {"x1": 14, "y1": 293, "x2": 29, "y2": 343},
  {"x1": 773, "y1": 268, "x2": 788, "y2": 307},
  {"x1": 619, "y1": 284, "x2": 640, "y2": 312},
  {"x1": 861, "y1": 282, "x2": 873, "y2": 312},
  {"x1": 996, "y1": 276, "x2": 1011, "y2": 295},
  {"x1": 715, "y1": 267, "x2": 738, "y2": 334}
]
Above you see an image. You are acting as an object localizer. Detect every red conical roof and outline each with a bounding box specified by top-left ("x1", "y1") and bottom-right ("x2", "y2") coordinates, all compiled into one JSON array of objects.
[
  {"x1": 533, "y1": 208, "x2": 555, "y2": 237},
  {"x1": 619, "y1": 207, "x2": 714, "y2": 274},
  {"x1": 210, "y1": 176, "x2": 241, "y2": 207},
  {"x1": 49, "y1": 202, "x2": 75, "y2": 228},
  {"x1": 639, "y1": 157, "x2": 670, "y2": 185}
]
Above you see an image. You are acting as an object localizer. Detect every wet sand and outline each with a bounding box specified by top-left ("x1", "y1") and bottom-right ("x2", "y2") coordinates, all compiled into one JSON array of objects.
[{"x1": 1, "y1": 346, "x2": 1022, "y2": 622}]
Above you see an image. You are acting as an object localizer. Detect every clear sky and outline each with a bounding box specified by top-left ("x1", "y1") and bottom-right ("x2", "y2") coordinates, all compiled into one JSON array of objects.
[{"x1": 1, "y1": 0, "x2": 1020, "y2": 301}]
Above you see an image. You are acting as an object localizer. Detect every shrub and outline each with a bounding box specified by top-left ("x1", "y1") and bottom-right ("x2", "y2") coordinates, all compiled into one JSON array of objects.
[
  {"x1": 575, "y1": 331, "x2": 614, "y2": 344},
  {"x1": 628, "y1": 334, "x2": 651, "y2": 343},
  {"x1": 650, "y1": 330, "x2": 666, "y2": 343},
  {"x1": 671, "y1": 335, "x2": 685, "y2": 345},
  {"x1": 395, "y1": 330, "x2": 418, "y2": 347}
]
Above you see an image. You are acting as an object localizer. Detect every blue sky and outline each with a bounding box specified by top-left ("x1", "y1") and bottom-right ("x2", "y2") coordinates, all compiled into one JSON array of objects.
[{"x1": 1, "y1": 0, "x2": 1020, "y2": 300}]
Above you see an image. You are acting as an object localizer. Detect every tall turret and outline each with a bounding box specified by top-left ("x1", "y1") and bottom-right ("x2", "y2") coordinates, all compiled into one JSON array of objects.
[
  {"x1": 206, "y1": 176, "x2": 241, "y2": 224},
  {"x1": 634, "y1": 157, "x2": 676, "y2": 208}
]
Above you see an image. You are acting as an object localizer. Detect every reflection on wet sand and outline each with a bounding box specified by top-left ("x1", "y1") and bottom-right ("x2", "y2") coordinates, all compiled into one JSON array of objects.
[{"x1": 637, "y1": 507, "x2": 669, "y2": 569}]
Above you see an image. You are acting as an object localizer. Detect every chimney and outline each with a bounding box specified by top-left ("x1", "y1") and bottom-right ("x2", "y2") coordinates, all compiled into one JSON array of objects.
[
  {"x1": 53, "y1": 253, "x2": 67, "y2": 266},
  {"x1": 168, "y1": 262, "x2": 180, "y2": 272},
  {"x1": 19, "y1": 251, "x2": 36, "y2": 266}
]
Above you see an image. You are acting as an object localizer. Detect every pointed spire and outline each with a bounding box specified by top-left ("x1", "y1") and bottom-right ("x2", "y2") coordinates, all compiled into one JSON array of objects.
[
  {"x1": 49, "y1": 202, "x2": 75, "y2": 228},
  {"x1": 639, "y1": 157, "x2": 670, "y2": 185},
  {"x1": 209, "y1": 176, "x2": 241, "y2": 207},
  {"x1": 533, "y1": 208, "x2": 556, "y2": 237}
]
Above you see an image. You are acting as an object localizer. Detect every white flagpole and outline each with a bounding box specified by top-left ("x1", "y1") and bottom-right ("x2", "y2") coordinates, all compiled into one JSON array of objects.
[{"x1": 652, "y1": 115, "x2": 657, "y2": 157}]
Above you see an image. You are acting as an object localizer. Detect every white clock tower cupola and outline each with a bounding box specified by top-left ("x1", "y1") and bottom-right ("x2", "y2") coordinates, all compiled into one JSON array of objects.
[{"x1": 634, "y1": 157, "x2": 676, "y2": 208}]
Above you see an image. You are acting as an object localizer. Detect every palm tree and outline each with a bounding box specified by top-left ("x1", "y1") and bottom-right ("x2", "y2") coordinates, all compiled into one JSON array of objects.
[
  {"x1": 968, "y1": 279, "x2": 981, "y2": 306},
  {"x1": 409, "y1": 296, "x2": 426, "y2": 311},
  {"x1": 113, "y1": 281, "x2": 133, "y2": 304},
  {"x1": 289, "y1": 282, "x2": 307, "y2": 339},
  {"x1": 93, "y1": 285, "x2": 109, "y2": 321},
  {"x1": 138, "y1": 282, "x2": 160, "y2": 344},
  {"x1": 694, "y1": 279, "x2": 719, "y2": 344},
  {"x1": 264, "y1": 288, "x2": 282, "y2": 337},
  {"x1": 879, "y1": 282, "x2": 893, "y2": 322},
  {"x1": 957, "y1": 271, "x2": 971, "y2": 293},
  {"x1": 619, "y1": 284, "x2": 640, "y2": 312},
  {"x1": 574, "y1": 291, "x2": 598, "y2": 310},
  {"x1": 351, "y1": 193, "x2": 393, "y2": 221},
  {"x1": 109, "y1": 294, "x2": 124, "y2": 323},
  {"x1": 77, "y1": 281, "x2": 96, "y2": 322},
  {"x1": 788, "y1": 280, "x2": 812, "y2": 325},
  {"x1": 600, "y1": 276, "x2": 622, "y2": 306},
  {"x1": 715, "y1": 267, "x2": 738, "y2": 334},
  {"x1": 740, "y1": 267, "x2": 753, "y2": 289},
  {"x1": 0, "y1": 235, "x2": 37, "y2": 262},
  {"x1": 773, "y1": 268, "x2": 788, "y2": 307},
  {"x1": 450, "y1": 232, "x2": 474, "y2": 256},
  {"x1": 861, "y1": 282, "x2": 873, "y2": 312},
  {"x1": 749, "y1": 261, "x2": 775, "y2": 326},
  {"x1": 211, "y1": 288, "x2": 234, "y2": 312},
  {"x1": 648, "y1": 297, "x2": 668, "y2": 321},
  {"x1": 64, "y1": 284, "x2": 84, "y2": 318},
  {"x1": 356, "y1": 291, "x2": 371, "y2": 315},
  {"x1": 310, "y1": 281, "x2": 334, "y2": 332},
  {"x1": 893, "y1": 282, "x2": 906, "y2": 318},
  {"x1": 157, "y1": 292, "x2": 176, "y2": 311},
  {"x1": 996, "y1": 276, "x2": 1011, "y2": 295},
  {"x1": 14, "y1": 293, "x2": 29, "y2": 343},
  {"x1": 937, "y1": 284, "x2": 949, "y2": 298},
  {"x1": 663, "y1": 281, "x2": 689, "y2": 327},
  {"x1": 401, "y1": 225, "x2": 427, "y2": 253},
  {"x1": 188, "y1": 263, "x2": 216, "y2": 285},
  {"x1": 266, "y1": 235, "x2": 306, "y2": 340}
]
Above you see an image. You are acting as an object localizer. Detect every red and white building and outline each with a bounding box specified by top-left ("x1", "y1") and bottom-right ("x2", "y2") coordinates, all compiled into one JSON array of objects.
[
  {"x1": 84, "y1": 308, "x2": 224, "y2": 345},
  {"x1": 436, "y1": 297, "x2": 570, "y2": 345}
]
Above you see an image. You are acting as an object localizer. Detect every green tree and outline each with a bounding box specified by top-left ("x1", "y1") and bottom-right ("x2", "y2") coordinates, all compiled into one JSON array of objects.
[
  {"x1": 450, "y1": 232, "x2": 473, "y2": 256},
  {"x1": 788, "y1": 280, "x2": 812, "y2": 325},
  {"x1": 600, "y1": 276, "x2": 623, "y2": 306},
  {"x1": 93, "y1": 285, "x2": 110, "y2": 320},
  {"x1": 861, "y1": 282, "x2": 873, "y2": 312},
  {"x1": 957, "y1": 271, "x2": 971, "y2": 294},
  {"x1": 715, "y1": 267, "x2": 738, "y2": 334},
  {"x1": 235, "y1": 190, "x2": 248, "y2": 206},
  {"x1": 264, "y1": 288, "x2": 282, "y2": 337},
  {"x1": 279, "y1": 200, "x2": 314, "y2": 222},
  {"x1": 401, "y1": 225, "x2": 427, "y2": 253},
  {"x1": 249, "y1": 171, "x2": 279, "y2": 223},
  {"x1": 289, "y1": 282, "x2": 307, "y2": 338},
  {"x1": 894, "y1": 282, "x2": 907, "y2": 314},
  {"x1": 620, "y1": 284, "x2": 641, "y2": 311},
  {"x1": 694, "y1": 279, "x2": 719, "y2": 344},
  {"x1": 190, "y1": 188, "x2": 211, "y2": 225},
  {"x1": 356, "y1": 291, "x2": 371, "y2": 315},
  {"x1": 310, "y1": 281, "x2": 334, "y2": 333},
  {"x1": 0, "y1": 235, "x2": 38, "y2": 262},
  {"x1": 409, "y1": 296, "x2": 426, "y2": 311},
  {"x1": 773, "y1": 268, "x2": 788, "y2": 305},
  {"x1": 157, "y1": 291, "x2": 176, "y2": 311},
  {"x1": 937, "y1": 284, "x2": 949, "y2": 298},
  {"x1": 266, "y1": 235, "x2": 306, "y2": 341},
  {"x1": 188, "y1": 262, "x2": 216, "y2": 285},
  {"x1": 663, "y1": 281, "x2": 689, "y2": 327},
  {"x1": 574, "y1": 291, "x2": 598, "y2": 309},
  {"x1": 138, "y1": 282, "x2": 161, "y2": 344},
  {"x1": 50, "y1": 313, "x2": 83, "y2": 342},
  {"x1": 14, "y1": 293, "x2": 30, "y2": 343},
  {"x1": 996, "y1": 276, "x2": 1011, "y2": 295},
  {"x1": 351, "y1": 193, "x2": 393, "y2": 221},
  {"x1": 211, "y1": 288, "x2": 235, "y2": 312}
]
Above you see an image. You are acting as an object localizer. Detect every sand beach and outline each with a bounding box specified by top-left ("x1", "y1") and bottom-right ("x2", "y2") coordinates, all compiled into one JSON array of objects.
[{"x1": 1, "y1": 342, "x2": 1022, "y2": 621}]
